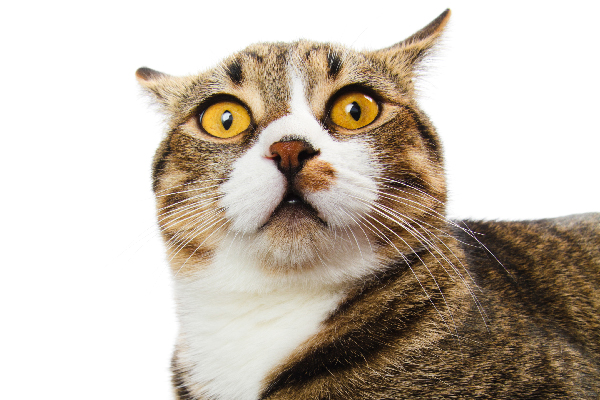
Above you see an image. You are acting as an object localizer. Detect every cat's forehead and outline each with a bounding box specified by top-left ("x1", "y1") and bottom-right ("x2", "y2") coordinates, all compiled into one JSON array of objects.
[
  {"x1": 138, "y1": 38, "x2": 426, "y2": 123},
  {"x1": 227, "y1": 41, "x2": 353, "y2": 79},
  {"x1": 226, "y1": 41, "x2": 381, "y2": 90},
  {"x1": 204, "y1": 40, "x2": 402, "y2": 123}
]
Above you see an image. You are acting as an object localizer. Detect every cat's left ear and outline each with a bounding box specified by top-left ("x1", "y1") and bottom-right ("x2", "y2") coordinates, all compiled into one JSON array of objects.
[
  {"x1": 135, "y1": 67, "x2": 178, "y2": 112},
  {"x1": 368, "y1": 9, "x2": 451, "y2": 76}
]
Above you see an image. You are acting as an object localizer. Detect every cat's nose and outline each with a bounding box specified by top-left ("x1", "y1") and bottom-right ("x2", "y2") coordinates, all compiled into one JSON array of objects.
[{"x1": 268, "y1": 140, "x2": 319, "y2": 175}]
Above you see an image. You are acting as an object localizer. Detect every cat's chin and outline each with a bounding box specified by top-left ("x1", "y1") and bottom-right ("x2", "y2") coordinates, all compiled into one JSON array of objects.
[
  {"x1": 260, "y1": 210, "x2": 330, "y2": 271},
  {"x1": 229, "y1": 209, "x2": 367, "y2": 275},
  {"x1": 212, "y1": 223, "x2": 379, "y2": 289}
]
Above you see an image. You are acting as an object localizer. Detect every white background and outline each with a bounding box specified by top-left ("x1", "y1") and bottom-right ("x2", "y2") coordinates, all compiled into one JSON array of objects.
[{"x1": 1, "y1": 1, "x2": 598, "y2": 399}]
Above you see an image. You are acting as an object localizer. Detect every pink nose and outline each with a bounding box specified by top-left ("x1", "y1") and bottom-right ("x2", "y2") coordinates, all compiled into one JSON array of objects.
[{"x1": 268, "y1": 140, "x2": 318, "y2": 174}]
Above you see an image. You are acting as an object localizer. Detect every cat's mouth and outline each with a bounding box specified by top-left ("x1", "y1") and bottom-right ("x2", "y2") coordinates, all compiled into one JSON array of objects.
[
  {"x1": 282, "y1": 193, "x2": 305, "y2": 206},
  {"x1": 266, "y1": 191, "x2": 325, "y2": 226}
]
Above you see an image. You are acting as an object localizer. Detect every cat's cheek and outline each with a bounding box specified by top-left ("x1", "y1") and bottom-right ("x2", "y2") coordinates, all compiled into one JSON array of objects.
[
  {"x1": 295, "y1": 159, "x2": 336, "y2": 193},
  {"x1": 305, "y1": 174, "x2": 378, "y2": 228},
  {"x1": 220, "y1": 147, "x2": 286, "y2": 233},
  {"x1": 304, "y1": 141, "x2": 380, "y2": 227}
]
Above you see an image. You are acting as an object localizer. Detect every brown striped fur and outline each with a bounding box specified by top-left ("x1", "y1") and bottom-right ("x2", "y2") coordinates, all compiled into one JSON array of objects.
[
  {"x1": 138, "y1": 9, "x2": 600, "y2": 399},
  {"x1": 261, "y1": 214, "x2": 600, "y2": 399}
]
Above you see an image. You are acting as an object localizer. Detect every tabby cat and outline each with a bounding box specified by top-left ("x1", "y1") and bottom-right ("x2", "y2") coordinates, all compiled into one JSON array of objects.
[{"x1": 136, "y1": 9, "x2": 600, "y2": 399}]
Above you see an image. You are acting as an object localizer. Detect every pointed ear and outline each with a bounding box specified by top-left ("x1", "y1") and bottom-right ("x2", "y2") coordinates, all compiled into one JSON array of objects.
[
  {"x1": 135, "y1": 67, "x2": 176, "y2": 111},
  {"x1": 368, "y1": 9, "x2": 451, "y2": 77}
]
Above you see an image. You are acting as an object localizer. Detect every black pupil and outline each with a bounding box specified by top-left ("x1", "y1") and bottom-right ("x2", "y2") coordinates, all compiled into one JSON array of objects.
[
  {"x1": 222, "y1": 111, "x2": 233, "y2": 130},
  {"x1": 346, "y1": 102, "x2": 361, "y2": 121}
]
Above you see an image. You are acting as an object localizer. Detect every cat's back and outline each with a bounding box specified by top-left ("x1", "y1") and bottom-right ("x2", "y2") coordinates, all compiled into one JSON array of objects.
[
  {"x1": 456, "y1": 213, "x2": 600, "y2": 398},
  {"x1": 466, "y1": 212, "x2": 600, "y2": 255},
  {"x1": 463, "y1": 212, "x2": 600, "y2": 334},
  {"x1": 464, "y1": 212, "x2": 600, "y2": 295}
]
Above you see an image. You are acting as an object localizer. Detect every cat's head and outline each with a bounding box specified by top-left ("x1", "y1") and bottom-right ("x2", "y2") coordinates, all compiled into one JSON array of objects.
[{"x1": 137, "y1": 10, "x2": 450, "y2": 287}]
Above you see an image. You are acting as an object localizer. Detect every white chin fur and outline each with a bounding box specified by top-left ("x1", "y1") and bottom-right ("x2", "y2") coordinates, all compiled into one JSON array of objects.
[{"x1": 212, "y1": 231, "x2": 381, "y2": 291}]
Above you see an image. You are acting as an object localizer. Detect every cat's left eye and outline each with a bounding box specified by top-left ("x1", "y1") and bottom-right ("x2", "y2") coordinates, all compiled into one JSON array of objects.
[
  {"x1": 200, "y1": 101, "x2": 251, "y2": 139},
  {"x1": 329, "y1": 92, "x2": 379, "y2": 130}
]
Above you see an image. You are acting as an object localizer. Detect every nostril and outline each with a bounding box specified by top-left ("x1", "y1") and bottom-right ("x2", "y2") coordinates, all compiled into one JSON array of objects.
[
  {"x1": 298, "y1": 148, "x2": 319, "y2": 164},
  {"x1": 269, "y1": 152, "x2": 282, "y2": 164},
  {"x1": 268, "y1": 140, "x2": 318, "y2": 174}
]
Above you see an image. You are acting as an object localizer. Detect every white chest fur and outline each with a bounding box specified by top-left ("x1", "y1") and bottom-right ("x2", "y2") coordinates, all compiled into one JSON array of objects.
[{"x1": 175, "y1": 263, "x2": 346, "y2": 400}]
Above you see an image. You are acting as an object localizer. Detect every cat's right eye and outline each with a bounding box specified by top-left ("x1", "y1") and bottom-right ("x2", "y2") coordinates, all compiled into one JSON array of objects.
[
  {"x1": 329, "y1": 92, "x2": 379, "y2": 131},
  {"x1": 200, "y1": 101, "x2": 251, "y2": 139}
]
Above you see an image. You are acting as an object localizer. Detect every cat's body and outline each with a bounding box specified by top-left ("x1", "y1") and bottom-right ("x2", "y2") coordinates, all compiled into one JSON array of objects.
[{"x1": 137, "y1": 10, "x2": 600, "y2": 399}]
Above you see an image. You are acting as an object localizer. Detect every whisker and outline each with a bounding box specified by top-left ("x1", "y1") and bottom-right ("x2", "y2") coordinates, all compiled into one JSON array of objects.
[
  {"x1": 174, "y1": 219, "x2": 229, "y2": 276},
  {"x1": 370, "y1": 202, "x2": 455, "y2": 274},
  {"x1": 362, "y1": 206, "x2": 458, "y2": 334},
  {"x1": 353, "y1": 189, "x2": 489, "y2": 322},
  {"x1": 158, "y1": 196, "x2": 222, "y2": 226},
  {"x1": 372, "y1": 183, "x2": 510, "y2": 281},
  {"x1": 157, "y1": 192, "x2": 223, "y2": 215},
  {"x1": 338, "y1": 207, "x2": 374, "y2": 255},
  {"x1": 159, "y1": 203, "x2": 222, "y2": 240},
  {"x1": 166, "y1": 210, "x2": 224, "y2": 259},
  {"x1": 372, "y1": 189, "x2": 448, "y2": 226},
  {"x1": 372, "y1": 204, "x2": 489, "y2": 328},
  {"x1": 360, "y1": 185, "x2": 493, "y2": 327},
  {"x1": 156, "y1": 183, "x2": 224, "y2": 198},
  {"x1": 357, "y1": 213, "x2": 453, "y2": 335},
  {"x1": 375, "y1": 176, "x2": 445, "y2": 205},
  {"x1": 168, "y1": 213, "x2": 224, "y2": 259},
  {"x1": 154, "y1": 177, "x2": 226, "y2": 196},
  {"x1": 342, "y1": 222, "x2": 364, "y2": 262}
]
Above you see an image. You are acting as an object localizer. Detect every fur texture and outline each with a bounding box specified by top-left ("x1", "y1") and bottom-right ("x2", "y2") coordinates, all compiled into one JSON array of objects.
[{"x1": 137, "y1": 9, "x2": 600, "y2": 399}]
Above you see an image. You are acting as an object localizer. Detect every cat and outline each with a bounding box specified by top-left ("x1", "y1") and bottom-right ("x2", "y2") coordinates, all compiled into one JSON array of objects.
[{"x1": 136, "y1": 9, "x2": 600, "y2": 399}]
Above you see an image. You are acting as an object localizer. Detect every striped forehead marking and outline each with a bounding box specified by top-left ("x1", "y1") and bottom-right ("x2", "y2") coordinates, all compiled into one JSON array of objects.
[{"x1": 224, "y1": 58, "x2": 243, "y2": 85}]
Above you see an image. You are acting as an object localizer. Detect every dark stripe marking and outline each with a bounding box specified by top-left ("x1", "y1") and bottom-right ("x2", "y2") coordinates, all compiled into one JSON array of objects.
[
  {"x1": 225, "y1": 59, "x2": 243, "y2": 85},
  {"x1": 172, "y1": 357, "x2": 196, "y2": 400},
  {"x1": 244, "y1": 50, "x2": 264, "y2": 63},
  {"x1": 405, "y1": 108, "x2": 440, "y2": 159},
  {"x1": 327, "y1": 51, "x2": 342, "y2": 78},
  {"x1": 152, "y1": 138, "x2": 172, "y2": 192},
  {"x1": 303, "y1": 45, "x2": 318, "y2": 60}
]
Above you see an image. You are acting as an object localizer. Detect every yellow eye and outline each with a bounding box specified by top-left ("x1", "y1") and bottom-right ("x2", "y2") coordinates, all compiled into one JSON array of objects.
[
  {"x1": 200, "y1": 101, "x2": 251, "y2": 138},
  {"x1": 330, "y1": 92, "x2": 378, "y2": 130}
]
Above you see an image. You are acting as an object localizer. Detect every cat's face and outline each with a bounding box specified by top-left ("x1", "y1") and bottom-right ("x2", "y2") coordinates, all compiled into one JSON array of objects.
[{"x1": 138, "y1": 12, "x2": 449, "y2": 286}]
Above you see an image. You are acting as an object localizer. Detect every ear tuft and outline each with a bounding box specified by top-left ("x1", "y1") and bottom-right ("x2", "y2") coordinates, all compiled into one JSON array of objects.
[
  {"x1": 135, "y1": 67, "x2": 175, "y2": 109},
  {"x1": 400, "y1": 9, "x2": 451, "y2": 48},
  {"x1": 136, "y1": 67, "x2": 167, "y2": 83},
  {"x1": 368, "y1": 9, "x2": 451, "y2": 86}
]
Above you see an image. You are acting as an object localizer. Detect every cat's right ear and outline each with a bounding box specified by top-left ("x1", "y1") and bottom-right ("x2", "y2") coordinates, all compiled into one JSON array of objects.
[
  {"x1": 135, "y1": 67, "x2": 175, "y2": 111},
  {"x1": 368, "y1": 9, "x2": 451, "y2": 80}
]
